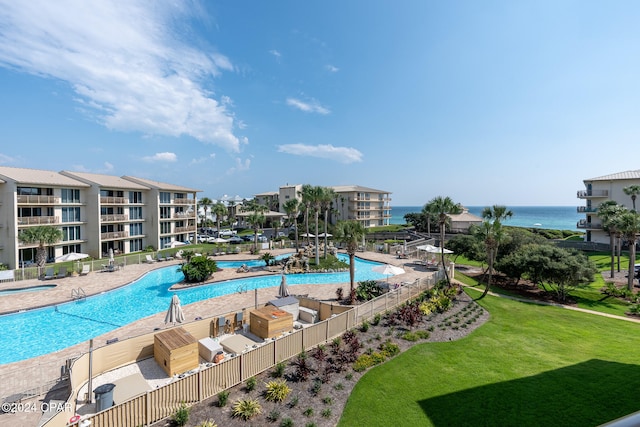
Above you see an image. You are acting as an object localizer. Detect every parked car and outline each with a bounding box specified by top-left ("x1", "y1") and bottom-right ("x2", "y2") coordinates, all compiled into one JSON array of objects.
[
  {"x1": 241, "y1": 235, "x2": 253, "y2": 242},
  {"x1": 219, "y1": 229, "x2": 236, "y2": 237},
  {"x1": 227, "y1": 236, "x2": 244, "y2": 244},
  {"x1": 257, "y1": 235, "x2": 268, "y2": 242}
]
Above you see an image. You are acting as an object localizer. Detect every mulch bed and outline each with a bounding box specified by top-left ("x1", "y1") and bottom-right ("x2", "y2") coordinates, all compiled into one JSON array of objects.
[{"x1": 152, "y1": 289, "x2": 489, "y2": 427}]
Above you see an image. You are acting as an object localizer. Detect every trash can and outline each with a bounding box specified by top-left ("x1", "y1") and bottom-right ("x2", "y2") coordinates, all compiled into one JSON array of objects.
[{"x1": 94, "y1": 383, "x2": 115, "y2": 412}]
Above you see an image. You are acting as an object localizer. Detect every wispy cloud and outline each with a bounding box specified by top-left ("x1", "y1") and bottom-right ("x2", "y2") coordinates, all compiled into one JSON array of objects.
[
  {"x1": 190, "y1": 153, "x2": 216, "y2": 165},
  {"x1": 70, "y1": 161, "x2": 114, "y2": 173},
  {"x1": 325, "y1": 64, "x2": 339, "y2": 73},
  {"x1": 269, "y1": 49, "x2": 282, "y2": 59},
  {"x1": 286, "y1": 97, "x2": 330, "y2": 115},
  {"x1": 226, "y1": 157, "x2": 251, "y2": 174},
  {"x1": 0, "y1": 0, "x2": 242, "y2": 151},
  {"x1": 277, "y1": 144, "x2": 362, "y2": 163},
  {"x1": 143, "y1": 152, "x2": 178, "y2": 163},
  {"x1": 0, "y1": 153, "x2": 17, "y2": 164}
]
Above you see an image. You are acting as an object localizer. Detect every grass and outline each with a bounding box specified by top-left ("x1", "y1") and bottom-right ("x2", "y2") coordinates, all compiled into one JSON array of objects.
[{"x1": 339, "y1": 287, "x2": 640, "y2": 427}]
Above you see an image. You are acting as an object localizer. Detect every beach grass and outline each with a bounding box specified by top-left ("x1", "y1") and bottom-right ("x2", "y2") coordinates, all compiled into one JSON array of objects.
[{"x1": 339, "y1": 287, "x2": 640, "y2": 427}]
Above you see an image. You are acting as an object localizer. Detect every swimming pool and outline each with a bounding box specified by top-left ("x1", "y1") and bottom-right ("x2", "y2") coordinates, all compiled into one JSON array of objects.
[
  {"x1": 0, "y1": 254, "x2": 388, "y2": 365},
  {"x1": 0, "y1": 284, "x2": 57, "y2": 295}
]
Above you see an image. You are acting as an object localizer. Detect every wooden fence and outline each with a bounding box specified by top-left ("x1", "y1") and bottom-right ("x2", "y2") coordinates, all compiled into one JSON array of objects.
[{"x1": 45, "y1": 269, "x2": 446, "y2": 427}]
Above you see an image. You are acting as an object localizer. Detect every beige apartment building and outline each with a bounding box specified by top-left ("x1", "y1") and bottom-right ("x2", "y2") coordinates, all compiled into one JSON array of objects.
[
  {"x1": 0, "y1": 166, "x2": 199, "y2": 269},
  {"x1": 255, "y1": 184, "x2": 392, "y2": 228},
  {"x1": 578, "y1": 169, "x2": 640, "y2": 244}
]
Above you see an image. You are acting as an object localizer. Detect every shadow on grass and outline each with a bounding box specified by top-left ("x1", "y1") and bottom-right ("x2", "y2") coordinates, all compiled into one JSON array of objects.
[{"x1": 419, "y1": 359, "x2": 640, "y2": 427}]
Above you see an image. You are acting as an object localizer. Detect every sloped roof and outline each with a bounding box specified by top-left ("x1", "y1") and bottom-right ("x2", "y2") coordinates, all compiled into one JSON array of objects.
[
  {"x1": 448, "y1": 211, "x2": 483, "y2": 223},
  {"x1": 60, "y1": 171, "x2": 149, "y2": 189},
  {"x1": 586, "y1": 170, "x2": 640, "y2": 181},
  {"x1": 0, "y1": 166, "x2": 89, "y2": 187},
  {"x1": 331, "y1": 185, "x2": 391, "y2": 194},
  {"x1": 122, "y1": 176, "x2": 201, "y2": 193}
]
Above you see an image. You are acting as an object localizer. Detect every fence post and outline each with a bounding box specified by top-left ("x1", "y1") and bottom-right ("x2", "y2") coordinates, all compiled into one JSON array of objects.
[
  {"x1": 146, "y1": 391, "x2": 151, "y2": 426},
  {"x1": 198, "y1": 370, "x2": 203, "y2": 402}
]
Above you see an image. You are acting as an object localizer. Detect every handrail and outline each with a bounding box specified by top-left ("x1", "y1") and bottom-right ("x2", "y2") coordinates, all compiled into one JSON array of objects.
[{"x1": 71, "y1": 287, "x2": 86, "y2": 300}]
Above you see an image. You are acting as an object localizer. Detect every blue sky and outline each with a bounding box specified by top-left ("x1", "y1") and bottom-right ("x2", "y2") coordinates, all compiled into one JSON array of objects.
[{"x1": 0, "y1": 1, "x2": 639, "y2": 206}]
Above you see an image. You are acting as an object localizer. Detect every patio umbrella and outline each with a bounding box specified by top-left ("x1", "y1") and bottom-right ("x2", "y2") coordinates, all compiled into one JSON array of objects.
[
  {"x1": 164, "y1": 294, "x2": 185, "y2": 326},
  {"x1": 55, "y1": 253, "x2": 89, "y2": 263},
  {"x1": 108, "y1": 248, "x2": 115, "y2": 267},
  {"x1": 301, "y1": 233, "x2": 315, "y2": 238},
  {"x1": 317, "y1": 233, "x2": 332, "y2": 238},
  {"x1": 416, "y1": 244, "x2": 453, "y2": 254},
  {"x1": 166, "y1": 241, "x2": 187, "y2": 249},
  {"x1": 372, "y1": 264, "x2": 405, "y2": 281},
  {"x1": 212, "y1": 237, "x2": 229, "y2": 243},
  {"x1": 278, "y1": 275, "x2": 290, "y2": 298}
]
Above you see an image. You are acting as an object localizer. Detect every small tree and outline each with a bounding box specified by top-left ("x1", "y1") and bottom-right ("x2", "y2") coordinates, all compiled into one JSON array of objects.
[
  {"x1": 18, "y1": 225, "x2": 63, "y2": 268},
  {"x1": 178, "y1": 256, "x2": 217, "y2": 283}
]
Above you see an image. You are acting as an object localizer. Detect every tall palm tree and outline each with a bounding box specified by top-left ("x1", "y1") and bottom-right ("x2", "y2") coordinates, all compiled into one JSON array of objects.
[
  {"x1": 320, "y1": 187, "x2": 336, "y2": 259},
  {"x1": 18, "y1": 225, "x2": 63, "y2": 268},
  {"x1": 310, "y1": 186, "x2": 324, "y2": 266},
  {"x1": 283, "y1": 198, "x2": 301, "y2": 249},
  {"x1": 617, "y1": 209, "x2": 640, "y2": 291},
  {"x1": 299, "y1": 184, "x2": 314, "y2": 246},
  {"x1": 211, "y1": 202, "x2": 227, "y2": 233},
  {"x1": 241, "y1": 201, "x2": 268, "y2": 250},
  {"x1": 476, "y1": 205, "x2": 513, "y2": 299},
  {"x1": 425, "y1": 196, "x2": 462, "y2": 285},
  {"x1": 198, "y1": 197, "x2": 213, "y2": 228},
  {"x1": 623, "y1": 185, "x2": 640, "y2": 211},
  {"x1": 598, "y1": 201, "x2": 626, "y2": 279},
  {"x1": 334, "y1": 220, "x2": 366, "y2": 301}
]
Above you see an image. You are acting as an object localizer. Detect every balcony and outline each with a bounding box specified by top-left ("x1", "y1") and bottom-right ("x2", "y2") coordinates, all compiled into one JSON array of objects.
[
  {"x1": 100, "y1": 196, "x2": 129, "y2": 204},
  {"x1": 18, "y1": 216, "x2": 59, "y2": 225},
  {"x1": 577, "y1": 220, "x2": 603, "y2": 230},
  {"x1": 101, "y1": 214, "x2": 129, "y2": 222},
  {"x1": 173, "y1": 198, "x2": 196, "y2": 205},
  {"x1": 577, "y1": 206, "x2": 598, "y2": 213},
  {"x1": 101, "y1": 231, "x2": 130, "y2": 240},
  {"x1": 577, "y1": 190, "x2": 609, "y2": 199},
  {"x1": 175, "y1": 226, "x2": 194, "y2": 233},
  {"x1": 173, "y1": 212, "x2": 195, "y2": 219},
  {"x1": 17, "y1": 195, "x2": 60, "y2": 204}
]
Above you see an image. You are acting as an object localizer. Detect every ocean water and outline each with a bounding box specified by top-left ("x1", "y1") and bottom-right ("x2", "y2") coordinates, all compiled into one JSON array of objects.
[{"x1": 391, "y1": 206, "x2": 582, "y2": 231}]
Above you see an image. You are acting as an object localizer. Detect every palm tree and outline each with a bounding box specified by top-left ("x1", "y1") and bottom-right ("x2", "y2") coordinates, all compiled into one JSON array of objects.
[
  {"x1": 320, "y1": 187, "x2": 336, "y2": 259},
  {"x1": 242, "y1": 201, "x2": 268, "y2": 251},
  {"x1": 617, "y1": 209, "x2": 640, "y2": 291},
  {"x1": 298, "y1": 184, "x2": 314, "y2": 247},
  {"x1": 476, "y1": 205, "x2": 513, "y2": 299},
  {"x1": 211, "y1": 202, "x2": 227, "y2": 233},
  {"x1": 623, "y1": 185, "x2": 640, "y2": 211},
  {"x1": 198, "y1": 197, "x2": 213, "y2": 228},
  {"x1": 334, "y1": 220, "x2": 366, "y2": 301},
  {"x1": 598, "y1": 201, "x2": 626, "y2": 279},
  {"x1": 18, "y1": 225, "x2": 63, "y2": 268},
  {"x1": 424, "y1": 196, "x2": 462, "y2": 285},
  {"x1": 310, "y1": 186, "x2": 325, "y2": 266},
  {"x1": 283, "y1": 199, "x2": 301, "y2": 249}
]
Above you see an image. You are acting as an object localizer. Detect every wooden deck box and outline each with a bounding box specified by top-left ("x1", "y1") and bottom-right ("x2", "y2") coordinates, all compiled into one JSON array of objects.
[
  {"x1": 154, "y1": 327, "x2": 199, "y2": 376},
  {"x1": 250, "y1": 306, "x2": 294, "y2": 339}
]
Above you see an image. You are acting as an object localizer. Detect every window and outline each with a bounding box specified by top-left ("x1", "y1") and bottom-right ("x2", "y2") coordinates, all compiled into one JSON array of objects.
[
  {"x1": 160, "y1": 207, "x2": 171, "y2": 219},
  {"x1": 174, "y1": 192, "x2": 185, "y2": 200},
  {"x1": 159, "y1": 192, "x2": 171, "y2": 203},
  {"x1": 160, "y1": 236, "x2": 171, "y2": 249},
  {"x1": 129, "y1": 239, "x2": 143, "y2": 252},
  {"x1": 61, "y1": 207, "x2": 81, "y2": 223},
  {"x1": 129, "y1": 223, "x2": 143, "y2": 236},
  {"x1": 160, "y1": 222, "x2": 171, "y2": 234},
  {"x1": 61, "y1": 189, "x2": 80, "y2": 203},
  {"x1": 18, "y1": 207, "x2": 42, "y2": 217},
  {"x1": 129, "y1": 207, "x2": 142, "y2": 220},
  {"x1": 129, "y1": 191, "x2": 143, "y2": 204},
  {"x1": 62, "y1": 226, "x2": 81, "y2": 241}
]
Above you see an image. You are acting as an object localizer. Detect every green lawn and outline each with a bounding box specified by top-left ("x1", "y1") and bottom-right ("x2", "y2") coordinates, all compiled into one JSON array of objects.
[{"x1": 339, "y1": 288, "x2": 640, "y2": 427}]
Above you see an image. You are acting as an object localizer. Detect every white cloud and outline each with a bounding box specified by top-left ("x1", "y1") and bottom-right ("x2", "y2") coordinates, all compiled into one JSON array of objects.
[
  {"x1": 143, "y1": 152, "x2": 178, "y2": 162},
  {"x1": 189, "y1": 153, "x2": 216, "y2": 165},
  {"x1": 0, "y1": 0, "x2": 242, "y2": 152},
  {"x1": 325, "y1": 64, "x2": 339, "y2": 73},
  {"x1": 226, "y1": 157, "x2": 251, "y2": 174},
  {"x1": 0, "y1": 153, "x2": 17, "y2": 164},
  {"x1": 269, "y1": 49, "x2": 281, "y2": 59},
  {"x1": 277, "y1": 144, "x2": 363, "y2": 164},
  {"x1": 286, "y1": 98, "x2": 330, "y2": 115}
]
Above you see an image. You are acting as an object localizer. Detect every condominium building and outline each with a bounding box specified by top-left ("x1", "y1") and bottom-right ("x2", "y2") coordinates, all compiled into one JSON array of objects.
[
  {"x1": 254, "y1": 184, "x2": 392, "y2": 228},
  {"x1": 577, "y1": 169, "x2": 640, "y2": 244},
  {"x1": 0, "y1": 166, "x2": 199, "y2": 269}
]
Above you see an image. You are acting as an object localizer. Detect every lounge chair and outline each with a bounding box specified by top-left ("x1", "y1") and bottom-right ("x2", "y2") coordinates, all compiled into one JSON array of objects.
[
  {"x1": 165, "y1": 253, "x2": 174, "y2": 261},
  {"x1": 80, "y1": 264, "x2": 90, "y2": 275},
  {"x1": 43, "y1": 267, "x2": 55, "y2": 280},
  {"x1": 57, "y1": 267, "x2": 67, "y2": 278},
  {"x1": 145, "y1": 255, "x2": 156, "y2": 263},
  {"x1": 156, "y1": 254, "x2": 166, "y2": 262}
]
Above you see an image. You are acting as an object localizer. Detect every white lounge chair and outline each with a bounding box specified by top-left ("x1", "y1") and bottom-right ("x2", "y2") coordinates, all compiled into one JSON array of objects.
[
  {"x1": 80, "y1": 264, "x2": 90, "y2": 275},
  {"x1": 145, "y1": 254, "x2": 156, "y2": 263}
]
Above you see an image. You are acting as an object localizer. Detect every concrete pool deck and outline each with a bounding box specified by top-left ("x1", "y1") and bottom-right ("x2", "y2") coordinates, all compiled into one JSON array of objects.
[{"x1": 0, "y1": 249, "x2": 435, "y2": 426}]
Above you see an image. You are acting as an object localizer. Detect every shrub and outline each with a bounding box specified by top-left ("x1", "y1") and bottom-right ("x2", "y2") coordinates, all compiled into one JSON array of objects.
[
  {"x1": 173, "y1": 402, "x2": 189, "y2": 426},
  {"x1": 232, "y1": 398, "x2": 262, "y2": 420},
  {"x1": 379, "y1": 340, "x2": 400, "y2": 357},
  {"x1": 246, "y1": 376, "x2": 257, "y2": 392},
  {"x1": 353, "y1": 354, "x2": 374, "y2": 372},
  {"x1": 322, "y1": 408, "x2": 332, "y2": 418},
  {"x1": 303, "y1": 407, "x2": 314, "y2": 417},
  {"x1": 360, "y1": 320, "x2": 370, "y2": 332},
  {"x1": 323, "y1": 396, "x2": 334, "y2": 405},
  {"x1": 217, "y1": 390, "x2": 229, "y2": 407},
  {"x1": 306, "y1": 423, "x2": 317, "y2": 427},
  {"x1": 372, "y1": 313, "x2": 382, "y2": 326},
  {"x1": 293, "y1": 351, "x2": 315, "y2": 382},
  {"x1": 402, "y1": 332, "x2": 419, "y2": 341},
  {"x1": 267, "y1": 409, "x2": 281, "y2": 422},
  {"x1": 289, "y1": 395, "x2": 299, "y2": 408},
  {"x1": 273, "y1": 361, "x2": 286, "y2": 378},
  {"x1": 356, "y1": 280, "x2": 384, "y2": 301},
  {"x1": 371, "y1": 351, "x2": 386, "y2": 365},
  {"x1": 265, "y1": 379, "x2": 292, "y2": 402},
  {"x1": 345, "y1": 373, "x2": 353, "y2": 380},
  {"x1": 334, "y1": 382, "x2": 344, "y2": 390},
  {"x1": 195, "y1": 420, "x2": 217, "y2": 427},
  {"x1": 178, "y1": 256, "x2": 218, "y2": 282},
  {"x1": 280, "y1": 417, "x2": 294, "y2": 427},
  {"x1": 311, "y1": 379, "x2": 322, "y2": 396},
  {"x1": 416, "y1": 330, "x2": 430, "y2": 340}
]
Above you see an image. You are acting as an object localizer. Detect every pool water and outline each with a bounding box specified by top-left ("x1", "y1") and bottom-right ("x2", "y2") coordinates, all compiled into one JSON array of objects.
[
  {"x1": 0, "y1": 254, "x2": 388, "y2": 365},
  {"x1": 0, "y1": 285, "x2": 56, "y2": 295}
]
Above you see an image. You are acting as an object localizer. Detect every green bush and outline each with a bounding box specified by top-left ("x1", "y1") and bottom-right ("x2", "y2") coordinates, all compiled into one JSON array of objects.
[
  {"x1": 232, "y1": 398, "x2": 262, "y2": 420},
  {"x1": 416, "y1": 330, "x2": 430, "y2": 340},
  {"x1": 353, "y1": 354, "x2": 374, "y2": 372},
  {"x1": 178, "y1": 255, "x2": 218, "y2": 283},
  {"x1": 356, "y1": 280, "x2": 384, "y2": 301},
  {"x1": 265, "y1": 379, "x2": 291, "y2": 402},
  {"x1": 246, "y1": 376, "x2": 257, "y2": 392},
  {"x1": 322, "y1": 396, "x2": 333, "y2": 405},
  {"x1": 280, "y1": 418, "x2": 294, "y2": 427},
  {"x1": 289, "y1": 395, "x2": 299, "y2": 408},
  {"x1": 173, "y1": 402, "x2": 189, "y2": 426},
  {"x1": 267, "y1": 409, "x2": 281, "y2": 422},
  {"x1": 303, "y1": 407, "x2": 314, "y2": 417},
  {"x1": 402, "y1": 332, "x2": 419, "y2": 341},
  {"x1": 273, "y1": 361, "x2": 286, "y2": 378},
  {"x1": 217, "y1": 390, "x2": 229, "y2": 407},
  {"x1": 195, "y1": 420, "x2": 217, "y2": 427},
  {"x1": 360, "y1": 320, "x2": 370, "y2": 332},
  {"x1": 379, "y1": 340, "x2": 400, "y2": 357},
  {"x1": 322, "y1": 408, "x2": 332, "y2": 418}
]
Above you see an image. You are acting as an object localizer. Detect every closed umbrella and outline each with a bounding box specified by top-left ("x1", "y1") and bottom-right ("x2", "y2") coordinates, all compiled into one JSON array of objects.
[
  {"x1": 278, "y1": 275, "x2": 290, "y2": 298},
  {"x1": 55, "y1": 253, "x2": 89, "y2": 263},
  {"x1": 372, "y1": 264, "x2": 405, "y2": 282},
  {"x1": 164, "y1": 294, "x2": 185, "y2": 326}
]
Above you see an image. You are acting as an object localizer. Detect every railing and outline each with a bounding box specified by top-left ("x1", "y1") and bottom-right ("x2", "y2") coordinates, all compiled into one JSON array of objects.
[
  {"x1": 17, "y1": 216, "x2": 59, "y2": 225},
  {"x1": 174, "y1": 226, "x2": 193, "y2": 233},
  {"x1": 172, "y1": 212, "x2": 195, "y2": 219},
  {"x1": 17, "y1": 195, "x2": 60, "y2": 204},
  {"x1": 44, "y1": 269, "x2": 446, "y2": 427},
  {"x1": 100, "y1": 197, "x2": 128, "y2": 204},
  {"x1": 577, "y1": 190, "x2": 609, "y2": 198},
  {"x1": 173, "y1": 199, "x2": 195, "y2": 205},
  {"x1": 577, "y1": 220, "x2": 603, "y2": 229},
  {"x1": 101, "y1": 231, "x2": 130, "y2": 240},
  {"x1": 100, "y1": 214, "x2": 128, "y2": 222},
  {"x1": 577, "y1": 206, "x2": 598, "y2": 213}
]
